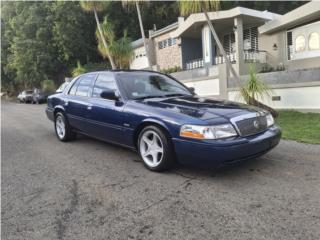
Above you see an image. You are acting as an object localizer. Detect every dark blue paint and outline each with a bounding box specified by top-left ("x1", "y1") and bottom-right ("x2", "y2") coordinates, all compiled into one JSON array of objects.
[{"x1": 46, "y1": 70, "x2": 281, "y2": 167}]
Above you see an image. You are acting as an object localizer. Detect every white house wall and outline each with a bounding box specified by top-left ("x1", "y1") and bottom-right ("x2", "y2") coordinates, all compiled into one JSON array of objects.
[
  {"x1": 184, "y1": 78, "x2": 220, "y2": 96},
  {"x1": 228, "y1": 86, "x2": 320, "y2": 109},
  {"x1": 130, "y1": 46, "x2": 149, "y2": 70}
]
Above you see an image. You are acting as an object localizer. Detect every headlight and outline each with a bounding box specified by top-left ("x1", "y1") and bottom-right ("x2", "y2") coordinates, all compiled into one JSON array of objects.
[
  {"x1": 180, "y1": 124, "x2": 237, "y2": 140},
  {"x1": 266, "y1": 113, "x2": 274, "y2": 127}
]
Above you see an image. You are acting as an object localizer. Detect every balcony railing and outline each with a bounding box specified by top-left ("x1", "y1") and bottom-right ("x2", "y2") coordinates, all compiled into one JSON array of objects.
[
  {"x1": 214, "y1": 53, "x2": 236, "y2": 65},
  {"x1": 184, "y1": 50, "x2": 267, "y2": 70},
  {"x1": 185, "y1": 58, "x2": 204, "y2": 70},
  {"x1": 244, "y1": 50, "x2": 267, "y2": 63}
]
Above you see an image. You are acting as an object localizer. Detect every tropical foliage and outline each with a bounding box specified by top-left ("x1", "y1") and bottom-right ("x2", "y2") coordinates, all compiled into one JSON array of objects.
[
  {"x1": 72, "y1": 61, "x2": 86, "y2": 77},
  {"x1": 42, "y1": 80, "x2": 56, "y2": 92},
  {"x1": 96, "y1": 18, "x2": 133, "y2": 69},
  {"x1": 1, "y1": 1, "x2": 305, "y2": 94},
  {"x1": 239, "y1": 65, "x2": 272, "y2": 103},
  {"x1": 239, "y1": 65, "x2": 278, "y2": 117}
]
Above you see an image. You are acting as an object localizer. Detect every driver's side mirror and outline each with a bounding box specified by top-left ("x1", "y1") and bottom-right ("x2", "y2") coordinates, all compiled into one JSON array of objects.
[
  {"x1": 188, "y1": 87, "x2": 195, "y2": 94},
  {"x1": 100, "y1": 90, "x2": 119, "y2": 101}
]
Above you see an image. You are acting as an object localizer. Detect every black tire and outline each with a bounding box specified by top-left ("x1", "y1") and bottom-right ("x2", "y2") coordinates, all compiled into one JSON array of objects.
[
  {"x1": 54, "y1": 112, "x2": 76, "y2": 142},
  {"x1": 137, "y1": 125, "x2": 176, "y2": 172}
]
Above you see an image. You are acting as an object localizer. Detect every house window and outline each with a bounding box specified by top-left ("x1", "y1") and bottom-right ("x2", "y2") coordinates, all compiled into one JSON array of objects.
[
  {"x1": 309, "y1": 32, "x2": 319, "y2": 50},
  {"x1": 158, "y1": 38, "x2": 176, "y2": 50},
  {"x1": 287, "y1": 31, "x2": 293, "y2": 60},
  {"x1": 243, "y1": 27, "x2": 258, "y2": 51},
  {"x1": 295, "y1": 35, "x2": 306, "y2": 52},
  {"x1": 158, "y1": 41, "x2": 163, "y2": 49},
  {"x1": 223, "y1": 32, "x2": 235, "y2": 54}
]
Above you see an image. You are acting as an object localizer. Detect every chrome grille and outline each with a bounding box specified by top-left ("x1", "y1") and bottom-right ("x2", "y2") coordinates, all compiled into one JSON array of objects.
[{"x1": 235, "y1": 115, "x2": 268, "y2": 136}]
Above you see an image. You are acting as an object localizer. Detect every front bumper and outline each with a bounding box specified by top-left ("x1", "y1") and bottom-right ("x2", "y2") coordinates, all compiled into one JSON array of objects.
[{"x1": 172, "y1": 125, "x2": 281, "y2": 167}]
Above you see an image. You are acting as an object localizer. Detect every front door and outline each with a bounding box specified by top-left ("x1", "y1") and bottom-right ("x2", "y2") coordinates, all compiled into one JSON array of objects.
[{"x1": 86, "y1": 73, "x2": 126, "y2": 144}]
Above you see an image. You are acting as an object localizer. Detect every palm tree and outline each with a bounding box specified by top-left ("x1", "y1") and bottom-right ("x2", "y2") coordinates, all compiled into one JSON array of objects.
[
  {"x1": 80, "y1": 1, "x2": 116, "y2": 70},
  {"x1": 122, "y1": 0, "x2": 151, "y2": 69},
  {"x1": 240, "y1": 65, "x2": 278, "y2": 117},
  {"x1": 178, "y1": 0, "x2": 278, "y2": 117},
  {"x1": 97, "y1": 17, "x2": 134, "y2": 69}
]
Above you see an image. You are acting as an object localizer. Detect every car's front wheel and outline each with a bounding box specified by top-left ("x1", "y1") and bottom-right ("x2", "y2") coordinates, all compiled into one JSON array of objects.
[
  {"x1": 54, "y1": 112, "x2": 76, "y2": 142},
  {"x1": 138, "y1": 126, "x2": 175, "y2": 171}
]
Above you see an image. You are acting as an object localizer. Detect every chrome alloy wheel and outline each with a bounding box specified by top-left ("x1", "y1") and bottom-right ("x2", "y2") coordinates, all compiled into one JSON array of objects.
[
  {"x1": 55, "y1": 115, "x2": 66, "y2": 139},
  {"x1": 139, "y1": 130, "x2": 164, "y2": 167}
]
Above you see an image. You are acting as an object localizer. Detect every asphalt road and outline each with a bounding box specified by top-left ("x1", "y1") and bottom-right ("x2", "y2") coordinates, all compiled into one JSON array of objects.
[{"x1": 2, "y1": 101, "x2": 320, "y2": 240}]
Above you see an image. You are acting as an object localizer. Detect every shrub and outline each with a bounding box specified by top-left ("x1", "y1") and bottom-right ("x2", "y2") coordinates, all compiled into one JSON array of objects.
[
  {"x1": 71, "y1": 61, "x2": 109, "y2": 77},
  {"x1": 160, "y1": 66, "x2": 182, "y2": 74},
  {"x1": 42, "y1": 80, "x2": 56, "y2": 92}
]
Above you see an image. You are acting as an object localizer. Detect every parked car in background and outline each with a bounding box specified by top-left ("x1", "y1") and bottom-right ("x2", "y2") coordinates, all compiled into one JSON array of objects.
[
  {"x1": 32, "y1": 89, "x2": 50, "y2": 104},
  {"x1": 46, "y1": 70, "x2": 281, "y2": 172},
  {"x1": 17, "y1": 90, "x2": 33, "y2": 103}
]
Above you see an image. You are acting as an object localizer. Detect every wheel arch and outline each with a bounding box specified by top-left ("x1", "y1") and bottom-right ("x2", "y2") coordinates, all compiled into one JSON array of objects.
[
  {"x1": 133, "y1": 119, "x2": 172, "y2": 150},
  {"x1": 53, "y1": 106, "x2": 66, "y2": 117}
]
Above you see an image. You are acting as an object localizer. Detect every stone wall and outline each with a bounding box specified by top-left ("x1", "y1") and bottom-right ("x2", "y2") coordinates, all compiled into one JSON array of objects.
[{"x1": 154, "y1": 32, "x2": 182, "y2": 70}]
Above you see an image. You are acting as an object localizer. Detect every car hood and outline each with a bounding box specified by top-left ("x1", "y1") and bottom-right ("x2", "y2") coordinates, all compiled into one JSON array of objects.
[{"x1": 137, "y1": 95, "x2": 263, "y2": 122}]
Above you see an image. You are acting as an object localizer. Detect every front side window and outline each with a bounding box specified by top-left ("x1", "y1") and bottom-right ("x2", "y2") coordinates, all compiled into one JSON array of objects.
[
  {"x1": 92, "y1": 73, "x2": 117, "y2": 98},
  {"x1": 295, "y1": 35, "x2": 306, "y2": 52},
  {"x1": 309, "y1": 32, "x2": 319, "y2": 50},
  {"x1": 116, "y1": 72, "x2": 192, "y2": 100}
]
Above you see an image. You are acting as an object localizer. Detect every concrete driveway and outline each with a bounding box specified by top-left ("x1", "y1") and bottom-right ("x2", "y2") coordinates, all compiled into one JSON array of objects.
[{"x1": 2, "y1": 101, "x2": 320, "y2": 240}]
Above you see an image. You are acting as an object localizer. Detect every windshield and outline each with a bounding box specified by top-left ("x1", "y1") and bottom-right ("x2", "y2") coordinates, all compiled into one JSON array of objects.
[
  {"x1": 116, "y1": 72, "x2": 192, "y2": 100},
  {"x1": 26, "y1": 90, "x2": 33, "y2": 94}
]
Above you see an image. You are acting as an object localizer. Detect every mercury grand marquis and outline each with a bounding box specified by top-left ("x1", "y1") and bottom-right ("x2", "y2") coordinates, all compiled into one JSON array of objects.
[{"x1": 46, "y1": 70, "x2": 281, "y2": 171}]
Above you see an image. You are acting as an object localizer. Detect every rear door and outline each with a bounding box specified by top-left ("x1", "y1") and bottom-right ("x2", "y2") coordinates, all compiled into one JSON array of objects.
[
  {"x1": 86, "y1": 73, "x2": 126, "y2": 144},
  {"x1": 65, "y1": 74, "x2": 96, "y2": 131}
]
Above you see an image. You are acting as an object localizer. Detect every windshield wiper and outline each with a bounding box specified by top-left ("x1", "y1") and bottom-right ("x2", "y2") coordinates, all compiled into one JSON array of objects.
[
  {"x1": 163, "y1": 93, "x2": 190, "y2": 97},
  {"x1": 134, "y1": 95, "x2": 166, "y2": 100}
]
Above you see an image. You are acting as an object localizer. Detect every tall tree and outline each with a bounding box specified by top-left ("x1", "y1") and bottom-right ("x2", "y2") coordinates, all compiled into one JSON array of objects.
[
  {"x1": 122, "y1": 1, "x2": 151, "y2": 69},
  {"x1": 51, "y1": 1, "x2": 100, "y2": 69},
  {"x1": 80, "y1": 1, "x2": 116, "y2": 70},
  {"x1": 3, "y1": 2, "x2": 61, "y2": 88}
]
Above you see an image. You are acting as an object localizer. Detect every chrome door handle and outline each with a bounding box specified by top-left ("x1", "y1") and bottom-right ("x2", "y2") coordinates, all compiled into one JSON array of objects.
[
  {"x1": 87, "y1": 105, "x2": 92, "y2": 110},
  {"x1": 64, "y1": 100, "x2": 68, "y2": 106}
]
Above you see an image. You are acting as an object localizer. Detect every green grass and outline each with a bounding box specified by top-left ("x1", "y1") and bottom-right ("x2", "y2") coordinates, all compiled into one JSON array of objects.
[{"x1": 276, "y1": 110, "x2": 320, "y2": 144}]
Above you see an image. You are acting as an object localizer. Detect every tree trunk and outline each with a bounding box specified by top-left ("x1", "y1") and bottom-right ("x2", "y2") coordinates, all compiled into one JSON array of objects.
[
  {"x1": 136, "y1": 1, "x2": 151, "y2": 70},
  {"x1": 203, "y1": 10, "x2": 239, "y2": 82},
  {"x1": 203, "y1": 10, "x2": 278, "y2": 118},
  {"x1": 93, "y1": 8, "x2": 116, "y2": 70}
]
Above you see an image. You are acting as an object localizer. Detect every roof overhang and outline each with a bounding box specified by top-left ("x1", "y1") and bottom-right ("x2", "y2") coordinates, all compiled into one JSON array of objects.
[
  {"x1": 131, "y1": 38, "x2": 144, "y2": 48},
  {"x1": 149, "y1": 22, "x2": 179, "y2": 38},
  {"x1": 259, "y1": 1, "x2": 320, "y2": 34},
  {"x1": 171, "y1": 7, "x2": 279, "y2": 38}
]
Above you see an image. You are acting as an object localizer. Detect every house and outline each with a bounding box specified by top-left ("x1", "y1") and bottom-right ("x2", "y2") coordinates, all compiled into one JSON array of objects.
[{"x1": 130, "y1": 1, "x2": 320, "y2": 110}]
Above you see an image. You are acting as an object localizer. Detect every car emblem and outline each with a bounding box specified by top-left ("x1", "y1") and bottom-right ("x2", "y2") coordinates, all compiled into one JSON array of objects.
[{"x1": 253, "y1": 120, "x2": 260, "y2": 129}]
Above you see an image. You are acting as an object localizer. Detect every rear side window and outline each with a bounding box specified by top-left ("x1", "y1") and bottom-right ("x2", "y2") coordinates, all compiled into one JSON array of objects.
[
  {"x1": 92, "y1": 73, "x2": 117, "y2": 98},
  {"x1": 69, "y1": 74, "x2": 96, "y2": 96}
]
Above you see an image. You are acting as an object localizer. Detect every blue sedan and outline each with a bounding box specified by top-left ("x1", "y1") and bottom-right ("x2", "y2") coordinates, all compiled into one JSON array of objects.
[{"x1": 46, "y1": 70, "x2": 281, "y2": 171}]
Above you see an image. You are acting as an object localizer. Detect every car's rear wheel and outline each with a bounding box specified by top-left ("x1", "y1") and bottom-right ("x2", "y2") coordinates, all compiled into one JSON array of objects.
[
  {"x1": 138, "y1": 125, "x2": 175, "y2": 171},
  {"x1": 54, "y1": 112, "x2": 76, "y2": 142}
]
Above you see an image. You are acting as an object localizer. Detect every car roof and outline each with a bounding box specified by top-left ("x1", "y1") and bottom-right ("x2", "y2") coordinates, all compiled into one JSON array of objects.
[{"x1": 80, "y1": 69, "x2": 167, "y2": 76}]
